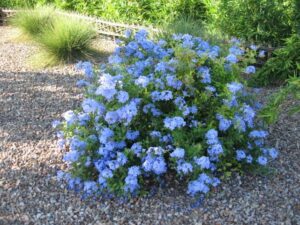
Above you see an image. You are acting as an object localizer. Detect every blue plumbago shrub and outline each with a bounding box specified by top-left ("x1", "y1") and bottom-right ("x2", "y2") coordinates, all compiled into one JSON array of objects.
[{"x1": 53, "y1": 30, "x2": 278, "y2": 198}]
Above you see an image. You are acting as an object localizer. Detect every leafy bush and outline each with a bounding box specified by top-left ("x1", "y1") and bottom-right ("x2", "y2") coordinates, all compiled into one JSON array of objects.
[
  {"x1": 217, "y1": 0, "x2": 295, "y2": 46},
  {"x1": 53, "y1": 0, "x2": 210, "y2": 25},
  {"x1": 53, "y1": 30, "x2": 277, "y2": 198},
  {"x1": 157, "y1": 17, "x2": 227, "y2": 46},
  {"x1": 36, "y1": 15, "x2": 96, "y2": 65},
  {"x1": 259, "y1": 77, "x2": 300, "y2": 124},
  {"x1": 251, "y1": 34, "x2": 300, "y2": 86},
  {"x1": 157, "y1": 18, "x2": 205, "y2": 40},
  {"x1": 2, "y1": 0, "x2": 211, "y2": 25},
  {"x1": 10, "y1": 6, "x2": 55, "y2": 38},
  {"x1": 0, "y1": 0, "x2": 35, "y2": 8}
]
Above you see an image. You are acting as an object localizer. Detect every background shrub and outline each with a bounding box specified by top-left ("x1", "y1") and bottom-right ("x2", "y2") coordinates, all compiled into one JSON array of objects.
[
  {"x1": 251, "y1": 34, "x2": 300, "y2": 86},
  {"x1": 216, "y1": 0, "x2": 295, "y2": 46},
  {"x1": 156, "y1": 16, "x2": 226, "y2": 46},
  {"x1": 2, "y1": 0, "x2": 211, "y2": 25}
]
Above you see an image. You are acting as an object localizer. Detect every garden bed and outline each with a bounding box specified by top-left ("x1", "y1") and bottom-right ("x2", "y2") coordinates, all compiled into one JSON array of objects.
[{"x1": 0, "y1": 26, "x2": 299, "y2": 224}]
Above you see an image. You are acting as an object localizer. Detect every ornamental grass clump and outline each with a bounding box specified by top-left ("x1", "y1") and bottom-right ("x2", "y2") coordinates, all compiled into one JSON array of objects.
[
  {"x1": 11, "y1": 7, "x2": 97, "y2": 66},
  {"x1": 36, "y1": 16, "x2": 97, "y2": 65},
  {"x1": 10, "y1": 6, "x2": 55, "y2": 38},
  {"x1": 53, "y1": 30, "x2": 278, "y2": 198}
]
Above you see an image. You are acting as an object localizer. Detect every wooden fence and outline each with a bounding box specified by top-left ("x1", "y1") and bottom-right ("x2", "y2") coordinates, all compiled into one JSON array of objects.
[{"x1": 0, "y1": 9, "x2": 159, "y2": 39}]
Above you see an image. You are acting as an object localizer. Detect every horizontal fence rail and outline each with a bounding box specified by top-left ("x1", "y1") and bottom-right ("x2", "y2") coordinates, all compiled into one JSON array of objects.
[{"x1": 0, "y1": 9, "x2": 159, "y2": 39}]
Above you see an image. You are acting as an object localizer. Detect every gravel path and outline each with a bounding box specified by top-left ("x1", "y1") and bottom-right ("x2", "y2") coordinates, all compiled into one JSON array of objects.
[{"x1": 0, "y1": 26, "x2": 300, "y2": 225}]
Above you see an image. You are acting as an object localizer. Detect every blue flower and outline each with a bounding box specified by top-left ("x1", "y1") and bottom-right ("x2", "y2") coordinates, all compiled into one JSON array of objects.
[
  {"x1": 266, "y1": 148, "x2": 278, "y2": 159},
  {"x1": 259, "y1": 50, "x2": 266, "y2": 58},
  {"x1": 242, "y1": 104, "x2": 255, "y2": 128},
  {"x1": 166, "y1": 75, "x2": 182, "y2": 89},
  {"x1": 250, "y1": 44, "x2": 257, "y2": 51},
  {"x1": 142, "y1": 155, "x2": 167, "y2": 175},
  {"x1": 128, "y1": 166, "x2": 141, "y2": 176},
  {"x1": 99, "y1": 128, "x2": 114, "y2": 144},
  {"x1": 164, "y1": 117, "x2": 186, "y2": 130},
  {"x1": 135, "y1": 76, "x2": 150, "y2": 88},
  {"x1": 78, "y1": 113, "x2": 90, "y2": 126},
  {"x1": 151, "y1": 90, "x2": 173, "y2": 101},
  {"x1": 205, "y1": 129, "x2": 219, "y2": 145},
  {"x1": 246, "y1": 155, "x2": 253, "y2": 163},
  {"x1": 95, "y1": 86, "x2": 117, "y2": 101},
  {"x1": 76, "y1": 61, "x2": 93, "y2": 79},
  {"x1": 124, "y1": 175, "x2": 139, "y2": 193},
  {"x1": 225, "y1": 54, "x2": 238, "y2": 64},
  {"x1": 135, "y1": 29, "x2": 148, "y2": 41},
  {"x1": 205, "y1": 86, "x2": 216, "y2": 92},
  {"x1": 249, "y1": 130, "x2": 268, "y2": 139},
  {"x1": 82, "y1": 99, "x2": 105, "y2": 115},
  {"x1": 70, "y1": 137, "x2": 86, "y2": 152},
  {"x1": 105, "y1": 111, "x2": 119, "y2": 124},
  {"x1": 126, "y1": 130, "x2": 140, "y2": 141},
  {"x1": 198, "y1": 66, "x2": 211, "y2": 84},
  {"x1": 229, "y1": 46, "x2": 244, "y2": 56},
  {"x1": 170, "y1": 148, "x2": 185, "y2": 158},
  {"x1": 52, "y1": 120, "x2": 61, "y2": 128},
  {"x1": 83, "y1": 181, "x2": 98, "y2": 194},
  {"x1": 177, "y1": 161, "x2": 193, "y2": 174},
  {"x1": 257, "y1": 156, "x2": 268, "y2": 165},
  {"x1": 117, "y1": 152, "x2": 127, "y2": 165},
  {"x1": 150, "y1": 131, "x2": 161, "y2": 138},
  {"x1": 160, "y1": 134, "x2": 173, "y2": 143},
  {"x1": 117, "y1": 100, "x2": 138, "y2": 125},
  {"x1": 63, "y1": 150, "x2": 82, "y2": 162},
  {"x1": 194, "y1": 156, "x2": 210, "y2": 169},
  {"x1": 187, "y1": 180, "x2": 209, "y2": 196},
  {"x1": 76, "y1": 79, "x2": 90, "y2": 88},
  {"x1": 233, "y1": 115, "x2": 246, "y2": 132},
  {"x1": 216, "y1": 114, "x2": 232, "y2": 131},
  {"x1": 101, "y1": 168, "x2": 114, "y2": 178},
  {"x1": 62, "y1": 110, "x2": 77, "y2": 125},
  {"x1": 227, "y1": 82, "x2": 243, "y2": 94},
  {"x1": 174, "y1": 97, "x2": 186, "y2": 109},
  {"x1": 208, "y1": 144, "x2": 223, "y2": 159},
  {"x1": 236, "y1": 150, "x2": 246, "y2": 161},
  {"x1": 109, "y1": 54, "x2": 123, "y2": 64},
  {"x1": 131, "y1": 142, "x2": 143, "y2": 155},
  {"x1": 117, "y1": 91, "x2": 129, "y2": 103},
  {"x1": 125, "y1": 41, "x2": 139, "y2": 56},
  {"x1": 187, "y1": 173, "x2": 213, "y2": 196},
  {"x1": 124, "y1": 29, "x2": 132, "y2": 38},
  {"x1": 245, "y1": 66, "x2": 256, "y2": 74}
]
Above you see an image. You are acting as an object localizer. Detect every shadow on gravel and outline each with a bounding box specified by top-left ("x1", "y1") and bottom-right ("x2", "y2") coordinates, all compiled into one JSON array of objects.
[{"x1": 0, "y1": 71, "x2": 82, "y2": 143}]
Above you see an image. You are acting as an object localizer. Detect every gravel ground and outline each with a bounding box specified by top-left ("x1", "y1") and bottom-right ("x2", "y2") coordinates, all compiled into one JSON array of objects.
[{"x1": 0, "y1": 26, "x2": 300, "y2": 225}]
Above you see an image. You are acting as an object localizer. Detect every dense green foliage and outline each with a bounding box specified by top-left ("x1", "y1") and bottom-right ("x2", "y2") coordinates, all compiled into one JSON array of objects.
[
  {"x1": 1, "y1": 0, "x2": 210, "y2": 25},
  {"x1": 251, "y1": 34, "x2": 300, "y2": 86},
  {"x1": 156, "y1": 17, "x2": 226, "y2": 46},
  {"x1": 217, "y1": 0, "x2": 295, "y2": 46},
  {"x1": 11, "y1": 7, "x2": 97, "y2": 65}
]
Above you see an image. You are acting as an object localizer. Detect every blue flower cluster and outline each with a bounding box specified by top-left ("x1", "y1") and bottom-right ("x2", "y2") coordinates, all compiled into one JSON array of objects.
[{"x1": 55, "y1": 30, "x2": 277, "y2": 198}]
